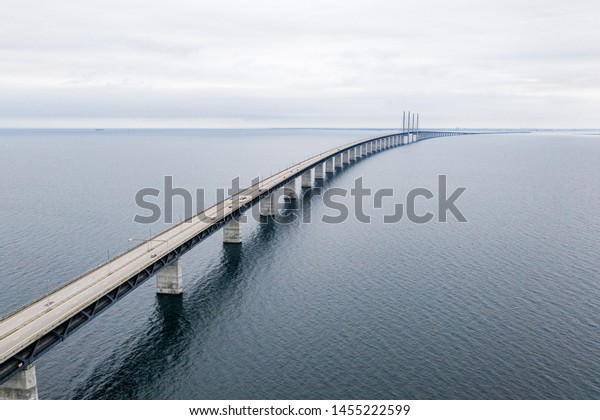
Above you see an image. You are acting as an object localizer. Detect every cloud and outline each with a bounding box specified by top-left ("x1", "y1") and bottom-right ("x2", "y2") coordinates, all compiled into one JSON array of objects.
[{"x1": 0, "y1": 0, "x2": 599, "y2": 128}]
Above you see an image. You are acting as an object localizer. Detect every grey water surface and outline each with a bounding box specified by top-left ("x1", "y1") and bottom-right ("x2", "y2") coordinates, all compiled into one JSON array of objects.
[{"x1": 0, "y1": 129, "x2": 599, "y2": 399}]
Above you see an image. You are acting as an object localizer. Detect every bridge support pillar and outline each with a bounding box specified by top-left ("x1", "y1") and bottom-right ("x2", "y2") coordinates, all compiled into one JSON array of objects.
[
  {"x1": 283, "y1": 180, "x2": 297, "y2": 199},
  {"x1": 301, "y1": 170, "x2": 311, "y2": 188},
  {"x1": 349, "y1": 148, "x2": 356, "y2": 162},
  {"x1": 326, "y1": 158, "x2": 334, "y2": 173},
  {"x1": 335, "y1": 154, "x2": 343, "y2": 169},
  {"x1": 223, "y1": 217, "x2": 242, "y2": 244},
  {"x1": 342, "y1": 151, "x2": 349, "y2": 165},
  {"x1": 314, "y1": 163, "x2": 324, "y2": 180},
  {"x1": 156, "y1": 260, "x2": 183, "y2": 294},
  {"x1": 0, "y1": 364, "x2": 38, "y2": 400},
  {"x1": 260, "y1": 195, "x2": 276, "y2": 216}
]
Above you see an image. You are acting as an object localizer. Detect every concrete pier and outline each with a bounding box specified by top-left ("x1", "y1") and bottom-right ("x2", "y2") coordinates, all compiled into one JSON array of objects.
[
  {"x1": 260, "y1": 195, "x2": 276, "y2": 216},
  {"x1": 326, "y1": 157, "x2": 334, "y2": 173},
  {"x1": 301, "y1": 170, "x2": 311, "y2": 188},
  {"x1": 0, "y1": 364, "x2": 38, "y2": 400},
  {"x1": 223, "y1": 218, "x2": 242, "y2": 244},
  {"x1": 350, "y1": 147, "x2": 356, "y2": 162},
  {"x1": 156, "y1": 260, "x2": 183, "y2": 294},
  {"x1": 335, "y1": 154, "x2": 343, "y2": 168},
  {"x1": 314, "y1": 163, "x2": 324, "y2": 180},
  {"x1": 342, "y1": 151, "x2": 349, "y2": 165},
  {"x1": 283, "y1": 179, "x2": 297, "y2": 199}
]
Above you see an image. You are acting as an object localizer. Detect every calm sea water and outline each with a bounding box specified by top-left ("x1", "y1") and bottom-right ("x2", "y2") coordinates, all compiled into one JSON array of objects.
[{"x1": 0, "y1": 129, "x2": 599, "y2": 399}]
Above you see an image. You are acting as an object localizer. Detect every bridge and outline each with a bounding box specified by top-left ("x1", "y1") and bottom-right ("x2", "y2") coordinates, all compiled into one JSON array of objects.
[{"x1": 0, "y1": 113, "x2": 473, "y2": 399}]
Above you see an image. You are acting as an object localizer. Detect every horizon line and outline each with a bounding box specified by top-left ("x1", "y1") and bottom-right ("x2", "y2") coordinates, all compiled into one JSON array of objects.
[{"x1": 0, "y1": 127, "x2": 597, "y2": 131}]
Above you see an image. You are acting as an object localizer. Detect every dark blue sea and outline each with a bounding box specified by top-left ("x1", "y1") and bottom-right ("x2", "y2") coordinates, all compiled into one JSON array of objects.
[{"x1": 0, "y1": 129, "x2": 599, "y2": 399}]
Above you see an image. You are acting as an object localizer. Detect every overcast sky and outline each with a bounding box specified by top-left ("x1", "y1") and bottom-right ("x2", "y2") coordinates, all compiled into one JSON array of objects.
[{"x1": 1, "y1": 0, "x2": 599, "y2": 128}]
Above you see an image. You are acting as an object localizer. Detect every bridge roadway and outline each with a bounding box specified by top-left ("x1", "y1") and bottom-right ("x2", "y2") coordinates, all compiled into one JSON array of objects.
[{"x1": 0, "y1": 129, "x2": 466, "y2": 386}]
